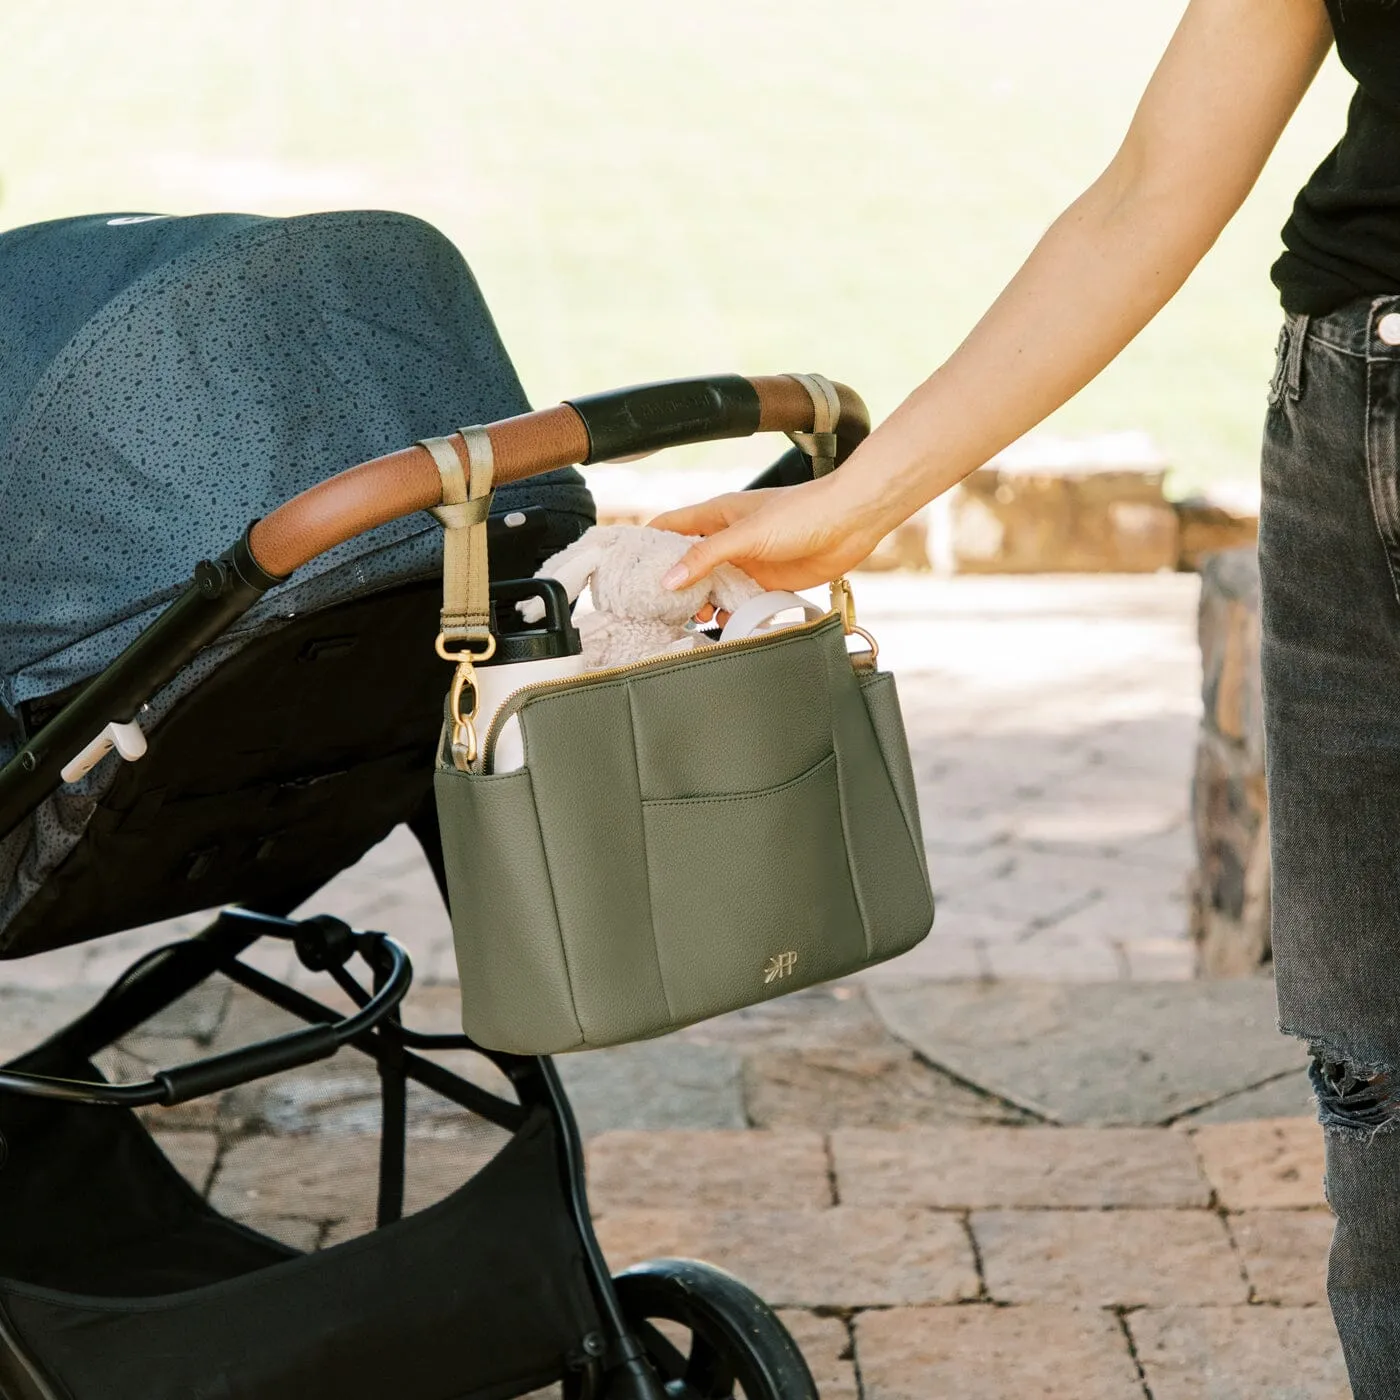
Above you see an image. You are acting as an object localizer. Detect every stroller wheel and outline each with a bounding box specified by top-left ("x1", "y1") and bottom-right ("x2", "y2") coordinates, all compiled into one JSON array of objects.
[{"x1": 573, "y1": 1257, "x2": 819, "y2": 1399}]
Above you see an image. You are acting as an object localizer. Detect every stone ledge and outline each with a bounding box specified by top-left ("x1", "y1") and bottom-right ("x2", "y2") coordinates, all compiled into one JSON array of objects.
[
  {"x1": 949, "y1": 435, "x2": 1178, "y2": 575},
  {"x1": 1175, "y1": 488, "x2": 1260, "y2": 572}
]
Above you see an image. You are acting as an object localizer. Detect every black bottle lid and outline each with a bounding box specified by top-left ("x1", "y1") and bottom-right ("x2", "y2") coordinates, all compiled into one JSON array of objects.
[{"x1": 481, "y1": 577, "x2": 581, "y2": 667}]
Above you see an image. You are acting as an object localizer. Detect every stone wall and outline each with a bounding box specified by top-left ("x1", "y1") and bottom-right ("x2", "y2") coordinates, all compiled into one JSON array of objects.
[
  {"x1": 1191, "y1": 548, "x2": 1270, "y2": 975},
  {"x1": 1174, "y1": 493, "x2": 1260, "y2": 573},
  {"x1": 950, "y1": 464, "x2": 1180, "y2": 574}
]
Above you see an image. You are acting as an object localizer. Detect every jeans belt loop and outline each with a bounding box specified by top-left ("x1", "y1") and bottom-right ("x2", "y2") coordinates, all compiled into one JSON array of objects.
[{"x1": 1285, "y1": 312, "x2": 1309, "y2": 401}]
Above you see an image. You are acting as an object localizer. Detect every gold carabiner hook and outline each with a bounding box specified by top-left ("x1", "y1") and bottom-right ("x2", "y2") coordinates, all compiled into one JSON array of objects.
[
  {"x1": 829, "y1": 577, "x2": 878, "y2": 668},
  {"x1": 449, "y1": 659, "x2": 481, "y2": 769},
  {"x1": 436, "y1": 631, "x2": 497, "y2": 665},
  {"x1": 830, "y1": 577, "x2": 857, "y2": 633},
  {"x1": 438, "y1": 631, "x2": 495, "y2": 770}
]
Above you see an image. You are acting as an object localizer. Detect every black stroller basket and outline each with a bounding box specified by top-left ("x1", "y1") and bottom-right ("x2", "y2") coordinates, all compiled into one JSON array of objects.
[{"x1": 0, "y1": 212, "x2": 871, "y2": 1400}]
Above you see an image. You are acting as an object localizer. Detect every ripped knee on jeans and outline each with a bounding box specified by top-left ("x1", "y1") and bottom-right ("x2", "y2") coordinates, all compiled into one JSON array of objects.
[{"x1": 1312, "y1": 1052, "x2": 1400, "y2": 1137}]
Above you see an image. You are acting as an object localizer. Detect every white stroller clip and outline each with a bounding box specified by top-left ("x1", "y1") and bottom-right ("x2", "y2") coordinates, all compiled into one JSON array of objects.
[{"x1": 61, "y1": 719, "x2": 147, "y2": 784}]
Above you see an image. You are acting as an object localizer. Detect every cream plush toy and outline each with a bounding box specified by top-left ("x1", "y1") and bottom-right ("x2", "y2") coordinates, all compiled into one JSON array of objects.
[{"x1": 521, "y1": 525, "x2": 763, "y2": 670}]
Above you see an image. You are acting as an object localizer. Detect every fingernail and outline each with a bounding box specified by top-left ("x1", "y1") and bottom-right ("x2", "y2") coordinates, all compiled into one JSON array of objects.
[{"x1": 661, "y1": 566, "x2": 687, "y2": 590}]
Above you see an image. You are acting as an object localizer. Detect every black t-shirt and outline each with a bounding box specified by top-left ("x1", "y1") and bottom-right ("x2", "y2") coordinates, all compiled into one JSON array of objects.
[{"x1": 1273, "y1": 0, "x2": 1400, "y2": 314}]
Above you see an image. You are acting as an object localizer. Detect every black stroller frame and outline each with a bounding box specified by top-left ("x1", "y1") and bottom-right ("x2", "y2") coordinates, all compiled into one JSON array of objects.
[
  {"x1": 0, "y1": 374, "x2": 869, "y2": 1400},
  {"x1": 0, "y1": 901, "x2": 638, "y2": 1398}
]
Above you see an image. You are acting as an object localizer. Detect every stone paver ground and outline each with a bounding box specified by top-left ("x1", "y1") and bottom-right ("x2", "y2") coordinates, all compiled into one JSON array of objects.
[
  {"x1": 16, "y1": 967, "x2": 1341, "y2": 1398},
  {"x1": 0, "y1": 575, "x2": 1350, "y2": 1396},
  {"x1": 121, "y1": 988, "x2": 1343, "y2": 1399}
]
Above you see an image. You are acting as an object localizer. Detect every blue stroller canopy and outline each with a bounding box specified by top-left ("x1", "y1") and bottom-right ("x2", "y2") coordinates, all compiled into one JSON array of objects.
[{"x1": 0, "y1": 209, "x2": 591, "y2": 713}]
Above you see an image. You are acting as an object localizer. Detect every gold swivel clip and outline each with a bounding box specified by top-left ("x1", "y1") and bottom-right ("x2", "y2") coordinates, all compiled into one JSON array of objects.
[
  {"x1": 437, "y1": 632, "x2": 497, "y2": 768},
  {"x1": 829, "y1": 577, "x2": 879, "y2": 667}
]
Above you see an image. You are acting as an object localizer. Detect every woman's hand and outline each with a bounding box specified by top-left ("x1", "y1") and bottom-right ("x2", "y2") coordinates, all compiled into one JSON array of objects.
[{"x1": 651, "y1": 470, "x2": 896, "y2": 592}]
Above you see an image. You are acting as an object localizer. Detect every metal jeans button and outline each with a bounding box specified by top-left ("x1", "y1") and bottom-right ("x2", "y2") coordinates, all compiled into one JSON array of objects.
[{"x1": 1378, "y1": 312, "x2": 1400, "y2": 346}]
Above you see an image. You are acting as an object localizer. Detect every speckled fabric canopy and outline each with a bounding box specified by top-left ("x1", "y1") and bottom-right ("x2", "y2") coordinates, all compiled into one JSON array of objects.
[
  {"x1": 0, "y1": 208, "x2": 592, "y2": 714},
  {"x1": 0, "y1": 209, "x2": 593, "y2": 928}
]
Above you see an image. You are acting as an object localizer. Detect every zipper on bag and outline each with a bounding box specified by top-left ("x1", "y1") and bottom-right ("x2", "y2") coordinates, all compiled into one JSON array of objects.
[{"x1": 474, "y1": 612, "x2": 847, "y2": 774}]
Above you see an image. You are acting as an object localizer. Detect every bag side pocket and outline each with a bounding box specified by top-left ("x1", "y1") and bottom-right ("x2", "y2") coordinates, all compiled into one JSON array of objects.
[
  {"x1": 829, "y1": 650, "x2": 935, "y2": 964},
  {"x1": 434, "y1": 766, "x2": 584, "y2": 1055},
  {"x1": 641, "y1": 752, "x2": 865, "y2": 1030},
  {"x1": 859, "y1": 671, "x2": 929, "y2": 864}
]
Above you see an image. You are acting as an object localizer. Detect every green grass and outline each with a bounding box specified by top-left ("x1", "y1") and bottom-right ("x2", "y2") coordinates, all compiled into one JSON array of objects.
[{"x1": 0, "y1": 2, "x2": 1356, "y2": 494}]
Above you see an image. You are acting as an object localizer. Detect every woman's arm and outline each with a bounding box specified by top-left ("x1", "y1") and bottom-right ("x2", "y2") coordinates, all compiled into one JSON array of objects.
[{"x1": 654, "y1": 0, "x2": 1334, "y2": 592}]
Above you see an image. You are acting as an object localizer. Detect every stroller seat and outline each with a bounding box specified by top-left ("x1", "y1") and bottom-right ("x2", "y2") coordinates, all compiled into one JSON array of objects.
[{"x1": 3, "y1": 576, "x2": 446, "y2": 955}]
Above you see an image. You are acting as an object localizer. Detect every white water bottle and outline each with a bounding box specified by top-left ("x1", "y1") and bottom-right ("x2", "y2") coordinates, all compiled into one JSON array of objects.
[
  {"x1": 718, "y1": 591, "x2": 827, "y2": 642},
  {"x1": 475, "y1": 578, "x2": 583, "y2": 774}
]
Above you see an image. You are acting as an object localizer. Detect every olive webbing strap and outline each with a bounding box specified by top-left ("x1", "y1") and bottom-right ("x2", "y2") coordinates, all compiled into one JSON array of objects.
[
  {"x1": 781, "y1": 374, "x2": 866, "y2": 643},
  {"x1": 419, "y1": 428, "x2": 495, "y2": 648},
  {"x1": 785, "y1": 372, "x2": 841, "y2": 478}
]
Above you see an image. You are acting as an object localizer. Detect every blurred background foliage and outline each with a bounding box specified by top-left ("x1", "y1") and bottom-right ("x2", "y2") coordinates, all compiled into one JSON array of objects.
[{"x1": 0, "y1": 2, "x2": 1353, "y2": 492}]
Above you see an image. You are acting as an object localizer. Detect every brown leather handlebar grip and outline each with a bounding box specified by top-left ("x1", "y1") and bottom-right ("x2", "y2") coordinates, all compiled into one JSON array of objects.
[
  {"x1": 248, "y1": 375, "x2": 869, "y2": 578},
  {"x1": 751, "y1": 375, "x2": 870, "y2": 465}
]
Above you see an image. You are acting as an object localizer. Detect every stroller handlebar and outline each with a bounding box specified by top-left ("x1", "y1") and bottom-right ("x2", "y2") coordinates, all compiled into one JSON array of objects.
[
  {"x1": 0, "y1": 373, "x2": 868, "y2": 842},
  {"x1": 247, "y1": 373, "x2": 870, "y2": 579}
]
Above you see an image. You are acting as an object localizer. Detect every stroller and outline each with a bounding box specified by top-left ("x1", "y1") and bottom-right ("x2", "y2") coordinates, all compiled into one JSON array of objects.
[{"x1": 0, "y1": 211, "x2": 869, "y2": 1400}]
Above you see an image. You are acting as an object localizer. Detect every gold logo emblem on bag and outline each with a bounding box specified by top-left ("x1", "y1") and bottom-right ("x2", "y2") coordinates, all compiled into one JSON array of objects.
[{"x1": 763, "y1": 951, "x2": 798, "y2": 984}]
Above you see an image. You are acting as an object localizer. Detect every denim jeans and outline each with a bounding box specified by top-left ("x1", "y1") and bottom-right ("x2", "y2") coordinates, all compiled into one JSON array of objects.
[{"x1": 1261, "y1": 294, "x2": 1400, "y2": 1397}]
